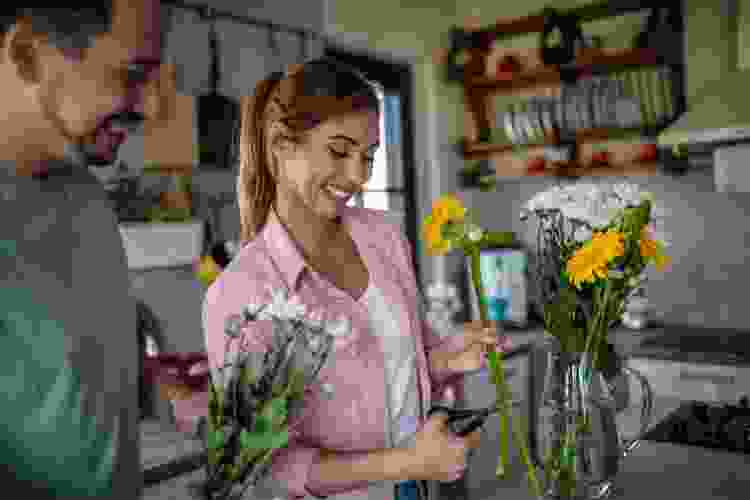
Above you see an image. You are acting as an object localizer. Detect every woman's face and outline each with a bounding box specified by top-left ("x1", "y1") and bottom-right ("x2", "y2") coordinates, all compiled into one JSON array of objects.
[{"x1": 273, "y1": 109, "x2": 380, "y2": 225}]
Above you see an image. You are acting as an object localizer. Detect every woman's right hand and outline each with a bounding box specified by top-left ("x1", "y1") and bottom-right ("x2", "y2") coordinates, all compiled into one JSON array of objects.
[{"x1": 404, "y1": 412, "x2": 483, "y2": 482}]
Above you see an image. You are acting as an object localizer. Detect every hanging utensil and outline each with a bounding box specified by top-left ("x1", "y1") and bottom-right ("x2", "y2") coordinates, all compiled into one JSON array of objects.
[{"x1": 198, "y1": 7, "x2": 239, "y2": 169}]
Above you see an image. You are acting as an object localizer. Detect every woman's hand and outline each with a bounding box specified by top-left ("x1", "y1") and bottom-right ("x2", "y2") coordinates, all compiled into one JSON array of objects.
[
  {"x1": 404, "y1": 412, "x2": 482, "y2": 482},
  {"x1": 144, "y1": 353, "x2": 210, "y2": 401},
  {"x1": 444, "y1": 321, "x2": 512, "y2": 373}
]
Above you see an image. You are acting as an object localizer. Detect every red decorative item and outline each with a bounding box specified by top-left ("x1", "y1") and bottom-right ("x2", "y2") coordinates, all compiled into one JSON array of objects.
[
  {"x1": 591, "y1": 150, "x2": 611, "y2": 165},
  {"x1": 497, "y1": 55, "x2": 521, "y2": 78},
  {"x1": 637, "y1": 143, "x2": 658, "y2": 162},
  {"x1": 526, "y1": 156, "x2": 547, "y2": 175}
]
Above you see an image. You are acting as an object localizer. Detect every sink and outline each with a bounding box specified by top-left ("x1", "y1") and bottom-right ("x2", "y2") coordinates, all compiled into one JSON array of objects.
[{"x1": 119, "y1": 220, "x2": 204, "y2": 270}]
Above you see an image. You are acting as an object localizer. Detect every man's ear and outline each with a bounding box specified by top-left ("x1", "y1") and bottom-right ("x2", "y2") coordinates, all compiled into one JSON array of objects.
[{"x1": 2, "y1": 18, "x2": 44, "y2": 85}]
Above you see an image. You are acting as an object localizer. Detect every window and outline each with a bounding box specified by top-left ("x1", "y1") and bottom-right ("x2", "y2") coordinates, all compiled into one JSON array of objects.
[{"x1": 347, "y1": 91, "x2": 406, "y2": 231}]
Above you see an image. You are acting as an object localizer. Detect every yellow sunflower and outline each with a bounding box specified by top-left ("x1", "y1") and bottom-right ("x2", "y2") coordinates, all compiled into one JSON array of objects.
[
  {"x1": 432, "y1": 193, "x2": 467, "y2": 223},
  {"x1": 639, "y1": 227, "x2": 671, "y2": 271},
  {"x1": 566, "y1": 231, "x2": 625, "y2": 287},
  {"x1": 422, "y1": 194, "x2": 468, "y2": 256},
  {"x1": 422, "y1": 215, "x2": 453, "y2": 255},
  {"x1": 196, "y1": 255, "x2": 222, "y2": 286}
]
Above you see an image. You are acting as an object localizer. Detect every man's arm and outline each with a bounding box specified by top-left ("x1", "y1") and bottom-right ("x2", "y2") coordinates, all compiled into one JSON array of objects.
[{"x1": 0, "y1": 288, "x2": 116, "y2": 498}]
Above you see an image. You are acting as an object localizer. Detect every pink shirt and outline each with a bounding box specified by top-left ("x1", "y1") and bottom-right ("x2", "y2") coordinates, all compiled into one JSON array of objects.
[{"x1": 201, "y1": 205, "x2": 467, "y2": 499}]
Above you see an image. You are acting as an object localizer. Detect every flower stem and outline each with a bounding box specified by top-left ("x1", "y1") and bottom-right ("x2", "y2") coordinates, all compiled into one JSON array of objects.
[{"x1": 469, "y1": 248, "x2": 541, "y2": 497}]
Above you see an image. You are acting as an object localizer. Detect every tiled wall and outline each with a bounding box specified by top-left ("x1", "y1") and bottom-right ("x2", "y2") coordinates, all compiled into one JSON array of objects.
[{"x1": 445, "y1": 167, "x2": 750, "y2": 331}]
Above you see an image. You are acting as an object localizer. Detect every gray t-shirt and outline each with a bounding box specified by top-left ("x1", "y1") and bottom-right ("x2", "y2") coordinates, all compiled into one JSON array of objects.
[{"x1": 0, "y1": 163, "x2": 139, "y2": 498}]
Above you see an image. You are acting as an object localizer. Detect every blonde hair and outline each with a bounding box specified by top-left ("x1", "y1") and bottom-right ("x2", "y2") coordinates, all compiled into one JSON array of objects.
[{"x1": 236, "y1": 57, "x2": 380, "y2": 243}]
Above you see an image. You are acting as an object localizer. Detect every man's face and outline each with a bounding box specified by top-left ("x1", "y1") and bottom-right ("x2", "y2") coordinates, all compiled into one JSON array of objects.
[{"x1": 35, "y1": 0, "x2": 162, "y2": 166}]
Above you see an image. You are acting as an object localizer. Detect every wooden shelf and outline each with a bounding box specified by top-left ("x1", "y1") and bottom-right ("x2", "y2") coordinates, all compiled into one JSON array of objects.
[
  {"x1": 461, "y1": 126, "x2": 648, "y2": 159},
  {"x1": 487, "y1": 160, "x2": 660, "y2": 181},
  {"x1": 448, "y1": 2, "x2": 685, "y2": 182},
  {"x1": 465, "y1": 1, "x2": 655, "y2": 41},
  {"x1": 468, "y1": 48, "x2": 660, "y2": 93}
]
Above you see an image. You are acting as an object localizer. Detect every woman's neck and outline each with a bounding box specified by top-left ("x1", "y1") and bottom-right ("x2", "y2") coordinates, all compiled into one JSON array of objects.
[{"x1": 272, "y1": 204, "x2": 347, "y2": 263}]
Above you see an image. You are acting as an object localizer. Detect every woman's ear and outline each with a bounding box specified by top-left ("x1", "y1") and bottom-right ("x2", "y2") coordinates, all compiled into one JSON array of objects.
[{"x1": 266, "y1": 121, "x2": 292, "y2": 181}]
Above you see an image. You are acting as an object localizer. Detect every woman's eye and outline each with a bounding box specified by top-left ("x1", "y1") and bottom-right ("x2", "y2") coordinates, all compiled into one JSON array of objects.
[{"x1": 328, "y1": 148, "x2": 348, "y2": 159}]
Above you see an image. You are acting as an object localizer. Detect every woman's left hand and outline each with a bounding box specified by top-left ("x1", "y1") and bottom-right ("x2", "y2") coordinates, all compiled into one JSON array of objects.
[{"x1": 444, "y1": 321, "x2": 512, "y2": 373}]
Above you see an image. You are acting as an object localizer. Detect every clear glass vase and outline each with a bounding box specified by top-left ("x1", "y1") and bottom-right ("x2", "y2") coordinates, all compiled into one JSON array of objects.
[{"x1": 528, "y1": 334, "x2": 654, "y2": 500}]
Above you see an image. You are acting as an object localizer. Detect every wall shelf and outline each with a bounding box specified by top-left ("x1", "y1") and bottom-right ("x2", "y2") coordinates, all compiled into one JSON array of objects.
[
  {"x1": 467, "y1": 48, "x2": 661, "y2": 93},
  {"x1": 442, "y1": 3, "x2": 686, "y2": 182}
]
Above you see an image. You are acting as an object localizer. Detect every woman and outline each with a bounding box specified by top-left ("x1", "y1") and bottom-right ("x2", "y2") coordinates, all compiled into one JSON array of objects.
[{"x1": 203, "y1": 57, "x2": 510, "y2": 500}]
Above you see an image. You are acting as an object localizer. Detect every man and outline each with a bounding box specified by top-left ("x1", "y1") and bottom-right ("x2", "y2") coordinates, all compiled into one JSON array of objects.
[{"x1": 0, "y1": 2, "x2": 164, "y2": 498}]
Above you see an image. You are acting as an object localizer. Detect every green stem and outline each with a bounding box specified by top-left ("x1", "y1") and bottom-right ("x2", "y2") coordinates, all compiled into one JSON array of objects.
[{"x1": 469, "y1": 248, "x2": 541, "y2": 497}]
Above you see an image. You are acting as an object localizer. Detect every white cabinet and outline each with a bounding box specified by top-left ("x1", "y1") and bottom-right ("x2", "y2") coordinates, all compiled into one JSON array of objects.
[{"x1": 119, "y1": 220, "x2": 204, "y2": 270}]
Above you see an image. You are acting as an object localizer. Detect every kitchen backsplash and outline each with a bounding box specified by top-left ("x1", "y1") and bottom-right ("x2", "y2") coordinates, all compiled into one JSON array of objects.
[{"x1": 452, "y1": 166, "x2": 750, "y2": 331}]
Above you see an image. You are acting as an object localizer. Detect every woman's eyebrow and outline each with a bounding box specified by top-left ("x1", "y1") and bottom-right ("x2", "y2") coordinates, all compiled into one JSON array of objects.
[{"x1": 328, "y1": 135, "x2": 380, "y2": 150}]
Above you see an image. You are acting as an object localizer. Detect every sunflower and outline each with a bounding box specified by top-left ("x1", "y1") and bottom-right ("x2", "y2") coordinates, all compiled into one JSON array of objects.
[
  {"x1": 639, "y1": 227, "x2": 671, "y2": 271},
  {"x1": 432, "y1": 193, "x2": 467, "y2": 222},
  {"x1": 196, "y1": 255, "x2": 222, "y2": 286},
  {"x1": 566, "y1": 231, "x2": 625, "y2": 288},
  {"x1": 422, "y1": 194, "x2": 468, "y2": 256}
]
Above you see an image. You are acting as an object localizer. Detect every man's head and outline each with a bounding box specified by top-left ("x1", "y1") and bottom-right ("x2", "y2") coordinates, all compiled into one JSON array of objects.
[{"x1": 0, "y1": 1, "x2": 164, "y2": 168}]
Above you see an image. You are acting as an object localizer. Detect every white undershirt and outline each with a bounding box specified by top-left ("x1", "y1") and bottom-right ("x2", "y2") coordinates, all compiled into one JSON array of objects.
[
  {"x1": 362, "y1": 283, "x2": 421, "y2": 450},
  {"x1": 323, "y1": 283, "x2": 422, "y2": 500}
]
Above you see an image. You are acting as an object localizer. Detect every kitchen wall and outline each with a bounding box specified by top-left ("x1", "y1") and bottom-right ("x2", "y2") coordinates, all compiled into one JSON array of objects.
[
  {"x1": 456, "y1": 170, "x2": 750, "y2": 331},
  {"x1": 127, "y1": 0, "x2": 750, "y2": 356},
  {"x1": 438, "y1": 0, "x2": 750, "y2": 331}
]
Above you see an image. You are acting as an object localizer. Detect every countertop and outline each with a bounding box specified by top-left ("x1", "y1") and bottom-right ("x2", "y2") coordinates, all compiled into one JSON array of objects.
[
  {"x1": 466, "y1": 323, "x2": 750, "y2": 500},
  {"x1": 142, "y1": 322, "x2": 750, "y2": 498},
  {"x1": 141, "y1": 418, "x2": 205, "y2": 487}
]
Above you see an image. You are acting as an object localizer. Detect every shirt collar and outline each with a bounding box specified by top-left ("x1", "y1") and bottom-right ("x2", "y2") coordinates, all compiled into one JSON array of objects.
[{"x1": 261, "y1": 205, "x2": 358, "y2": 294}]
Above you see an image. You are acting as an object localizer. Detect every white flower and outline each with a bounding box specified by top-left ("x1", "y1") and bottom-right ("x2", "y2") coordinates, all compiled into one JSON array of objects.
[
  {"x1": 573, "y1": 226, "x2": 592, "y2": 242},
  {"x1": 612, "y1": 182, "x2": 644, "y2": 207},
  {"x1": 224, "y1": 314, "x2": 244, "y2": 338},
  {"x1": 306, "y1": 309, "x2": 325, "y2": 330},
  {"x1": 261, "y1": 287, "x2": 308, "y2": 321},
  {"x1": 241, "y1": 303, "x2": 265, "y2": 322},
  {"x1": 467, "y1": 223, "x2": 484, "y2": 242},
  {"x1": 324, "y1": 315, "x2": 351, "y2": 338}
]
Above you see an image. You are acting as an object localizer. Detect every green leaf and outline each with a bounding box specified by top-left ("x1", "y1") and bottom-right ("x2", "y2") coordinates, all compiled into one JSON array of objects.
[{"x1": 208, "y1": 427, "x2": 226, "y2": 450}]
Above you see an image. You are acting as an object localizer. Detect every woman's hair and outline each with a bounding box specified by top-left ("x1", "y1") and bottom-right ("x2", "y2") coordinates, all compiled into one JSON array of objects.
[{"x1": 237, "y1": 57, "x2": 381, "y2": 243}]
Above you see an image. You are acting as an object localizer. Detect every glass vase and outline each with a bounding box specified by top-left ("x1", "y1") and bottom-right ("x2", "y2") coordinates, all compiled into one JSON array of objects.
[{"x1": 528, "y1": 334, "x2": 654, "y2": 500}]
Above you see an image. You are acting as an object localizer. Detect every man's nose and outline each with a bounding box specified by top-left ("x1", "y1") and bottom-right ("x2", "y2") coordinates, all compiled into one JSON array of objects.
[{"x1": 138, "y1": 64, "x2": 170, "y2": 123}]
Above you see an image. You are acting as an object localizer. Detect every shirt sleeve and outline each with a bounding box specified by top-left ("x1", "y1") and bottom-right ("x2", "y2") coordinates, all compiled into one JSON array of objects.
[
  {"x1": 0, "y1": 287, "x2": 116, "y2": 498},
  {"x1": 202, "y1": 276, "x2": 327, "y2": 500}
]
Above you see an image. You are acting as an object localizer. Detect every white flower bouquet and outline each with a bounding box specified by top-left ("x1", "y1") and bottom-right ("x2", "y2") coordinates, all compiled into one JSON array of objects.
[
  {"x1": 520, "y1": 180, "x2": 671, "y2": 366},
  {"x1": 190, "y1": 287, "x2": 349, "y2": 500}
]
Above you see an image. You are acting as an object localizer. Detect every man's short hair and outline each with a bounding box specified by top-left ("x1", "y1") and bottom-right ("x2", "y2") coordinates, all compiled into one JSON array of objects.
[
  {"x1": 0, "y1": 4, "x2": 171, "y2": 54},
  {"x1": 0, "y1": 6, "x2": 115, "y2": 52}
]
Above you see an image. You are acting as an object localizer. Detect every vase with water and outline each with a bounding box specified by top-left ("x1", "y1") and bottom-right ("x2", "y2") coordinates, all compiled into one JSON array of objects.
[{"x1": 527, "y1": 334, "x2": 654, "y2": 499}]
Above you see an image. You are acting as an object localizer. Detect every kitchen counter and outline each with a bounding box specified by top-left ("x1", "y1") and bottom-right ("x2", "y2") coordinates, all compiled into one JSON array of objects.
[
  {"x1": 467, "y1": 431, "x2": 750, "y2": 500},
  {"x1": 142, "y1": 323, "x2": 748, "y2": 498},
  {"x1": 467, "y1": 323, "x2": 750, "y2": 500},
  {"x1": 141, "y1": 418, "x2": 205, "y2": 487}
]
